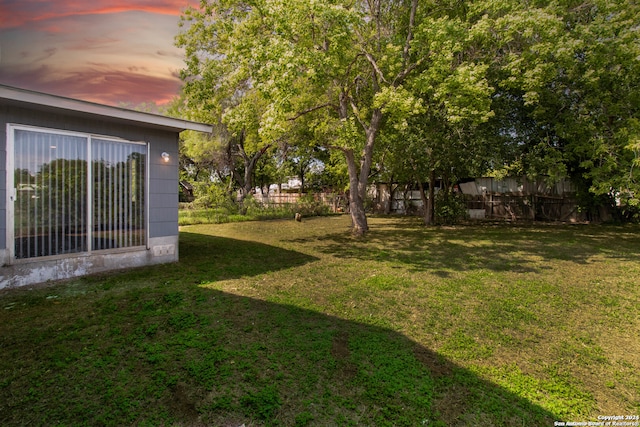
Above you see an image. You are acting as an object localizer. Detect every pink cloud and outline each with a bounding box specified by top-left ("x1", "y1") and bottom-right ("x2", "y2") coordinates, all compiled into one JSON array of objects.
[
  {"x1": 0, "y1": 0, "x2": 201, "y2": 29},
  {"x1": 0, "y1": 63, "x2": 183, "y2": 106},
  {"x1": 40, "y1": 25, "x2": 65, "y2": 34},
  {"x1": 12, "y1": 47, "x2": 58, "y2": 64},
  {"x1": 0, "y1": 0, "x2": 194, "y2": 106},
  {"x1": 69, "y1": 37, "x2": 121, "y2": 51}
]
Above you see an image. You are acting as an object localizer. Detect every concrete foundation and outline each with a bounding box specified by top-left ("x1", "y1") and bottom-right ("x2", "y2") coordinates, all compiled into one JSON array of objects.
[{"x1": 0, "y1": 236, "x2": 178, "y2": 290}]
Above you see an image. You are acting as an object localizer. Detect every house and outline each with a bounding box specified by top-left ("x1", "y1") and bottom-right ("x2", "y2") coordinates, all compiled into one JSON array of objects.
[
  {"x1": 459, "y1": 176, "x2": 580, "y2": 221},
  {"x1": 0, "y1": 85, "x2": 212, "y2": 289}
]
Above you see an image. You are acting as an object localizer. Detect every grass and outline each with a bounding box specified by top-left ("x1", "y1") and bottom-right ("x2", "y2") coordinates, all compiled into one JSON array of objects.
[
  {"x1": 178, "y1": 197, "x2": 333, "y2": 226},
  {"x1": 178, "y1": 207, "x2": 306, "y2": 226},
  {"x1": 1, "y1": 215, "x2": 639, "y2": 426},
  {"x1": 178, "y1": 207, "x2": 255, "y2": 226}
]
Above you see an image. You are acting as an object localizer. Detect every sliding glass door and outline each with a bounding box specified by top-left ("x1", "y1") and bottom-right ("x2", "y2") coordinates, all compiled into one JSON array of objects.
[{"x1": 10, "y1": 125, "x2": 147, "y2": 260}]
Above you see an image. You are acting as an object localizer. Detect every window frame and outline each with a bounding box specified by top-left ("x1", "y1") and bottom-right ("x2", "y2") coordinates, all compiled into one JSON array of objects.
[{"x1": 6, "y1": 123, "x2": 149, "y2": 264}]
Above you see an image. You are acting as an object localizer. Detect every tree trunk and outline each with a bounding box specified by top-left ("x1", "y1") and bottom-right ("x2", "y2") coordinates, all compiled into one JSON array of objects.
[
  {"x1": 236, "y1": 143, "x2": 271, "y2": 212},
  {"x1": 417, "y1": 179, "x2": 429, "y2": 225},
  {"x1": 344, "y1": 148, "x2": 369, "y2": 235},
  {"x1": 299, "y1": 163, "x2": 305, "y2": 194},
  {"x1": 340, "y1": 109, "x2": 383, "y2": 236},
  {"x1": 416, "y1": 170, "x2": 436, "y2": 225},
  {"x1": 385, "y1": 181, "x2": 395, "y2": 215},
  {"x1": 427, "y1": 169, "x2": 436, "y2": 225},
  {"x1": 243, "y1": 160, "x2": 254, "y2": 198}
]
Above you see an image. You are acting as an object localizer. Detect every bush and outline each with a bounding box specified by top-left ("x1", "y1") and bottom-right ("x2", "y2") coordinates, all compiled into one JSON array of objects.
[
  {"x1": 242, "y1": 194, "x2": 260, "y2": 216},
  {"x1": 192, "y1": 182, "x2": 238, "y2": 214},
  {"x1": 245, "y1": 193, "x2": 332, "y2": 220},
  {"x1": 179, "y1": 191, "x2": 335, "y2": 225},
  {"x1": 435, "y1": 190, "x2": 467, "y2": 225},
  {"x1": 296, "y1": 193, "x2": 332, "y2": 217}
]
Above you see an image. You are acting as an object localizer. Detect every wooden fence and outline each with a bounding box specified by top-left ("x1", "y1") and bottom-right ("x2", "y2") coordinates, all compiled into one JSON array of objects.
[
  {"x1": 464, "y1": 194, "x2": 580, "y2": 221},
  {"x1": 255, "y1": 192, "x2": 346, "y2": 213},
  {"x1": 368, "y1": 178, "x2": 612, "y2": 222}
]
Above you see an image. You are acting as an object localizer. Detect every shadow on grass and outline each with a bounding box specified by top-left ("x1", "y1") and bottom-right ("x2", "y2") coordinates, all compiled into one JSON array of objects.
[
  {"x1": 304, "y1": 221, "x2": 640, "y2": 275},
  {"x1": 171, "y1": 231, "x2": 321, "y2": 284},
  {"x1": 0, "y1": 231, "x2": 567, "y2": 426}
]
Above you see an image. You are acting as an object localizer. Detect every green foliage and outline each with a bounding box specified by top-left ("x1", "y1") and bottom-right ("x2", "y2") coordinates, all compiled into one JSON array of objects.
[
  {"x1": 374, "y1": 86, "x2": 424, "y2": 131},
  {"x1": 176, "y1": 0, "x2": 640, "y2": 227},
  {"x1": 192, "y1": 182, "x2": 238, "y2": 213},
  {"x1": 242, "y1": 194, "x2": 262, "y2": 217},
  {"x1": 296, "y1": 193, "x2": 332, "y2": 217},
  {"x1": 435, "y1": 190, "x2": 468, "y2": 225},
  {"x1": 179, "y1": 193, "x2": 334, "y2": 226},
  {"x1": 176, "y1": 0, "x2": 437, "y2": 234},
  {"x1": 476, "y1": 0, "x2": 640, "y2": 213}
]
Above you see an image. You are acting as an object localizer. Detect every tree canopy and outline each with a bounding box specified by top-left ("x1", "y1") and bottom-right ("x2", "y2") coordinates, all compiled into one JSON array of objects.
[{"x1": 176, "y1": 0, "x2": 640, "y2": 230}]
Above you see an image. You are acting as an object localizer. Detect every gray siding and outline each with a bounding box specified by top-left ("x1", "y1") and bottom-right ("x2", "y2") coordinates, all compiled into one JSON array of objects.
[
  {"x1": 148, "y1": 131, "x2": 179, "y2": 238},
  {"x1": 0, "y1": 154, "x2": 4, "y2": 246},
  {"x1": 154, "y1": 193, "x2": 180, "y2": 207}
]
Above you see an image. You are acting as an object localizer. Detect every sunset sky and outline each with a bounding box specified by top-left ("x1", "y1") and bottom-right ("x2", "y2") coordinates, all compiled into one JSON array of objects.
[{"x1": 0, "y1": 0, "x2": 199, "y2": 107}]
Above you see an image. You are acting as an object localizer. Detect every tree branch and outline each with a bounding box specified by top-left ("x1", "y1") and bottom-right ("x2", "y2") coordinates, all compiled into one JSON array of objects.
[
  {"x1": 350, "y1": 99, "x2": 368, "y2": 131},
  {"x1": 393, "y1": 60, "x2": 420, "y2": 86},
  {"x1": 326, "y1": 144, "x2": 349, "y2": 154},
  {"x1": 363, "y1": 51, "x2": 389, "y2": 85},
  {"x1": 287, "y1": 103, "x2": 334, "y2": 121},
  {"x1": 403, "y1": 0, "x2": 418, "y2": 65}
]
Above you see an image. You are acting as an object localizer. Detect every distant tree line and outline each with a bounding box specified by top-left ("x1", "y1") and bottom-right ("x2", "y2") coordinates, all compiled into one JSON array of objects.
[{"x1": 172, "y1": 0, "x2": 640, "y2": 233}]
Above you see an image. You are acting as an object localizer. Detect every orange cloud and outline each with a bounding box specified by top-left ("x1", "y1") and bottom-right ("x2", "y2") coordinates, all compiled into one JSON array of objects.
[
  {"x1": 0, "y1": 1, "x2": 200, "y2": 29},
  {"x1": 1, "y1": 62, "x2": 183, "y2": 106},
  {"x1": 0, "y1": 0, "x2": 195, "y2": 106}
]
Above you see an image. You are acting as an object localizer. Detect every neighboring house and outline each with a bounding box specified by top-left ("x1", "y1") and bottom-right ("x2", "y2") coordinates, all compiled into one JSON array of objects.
[
  {"x1": 369, "y1": 176, "x2": 587, "y2": 221},
  {"x1": 1, "y1": 85, "x2": 212, "y2": 289},
  {"x1": 459, "y1": 176, "x2": 580, "y2": 221}
]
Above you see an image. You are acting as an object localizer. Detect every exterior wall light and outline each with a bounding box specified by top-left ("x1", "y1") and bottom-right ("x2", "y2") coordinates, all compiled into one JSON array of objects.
[{"x1": 161, "y1": 152, "x2": 170, "y2": 163}]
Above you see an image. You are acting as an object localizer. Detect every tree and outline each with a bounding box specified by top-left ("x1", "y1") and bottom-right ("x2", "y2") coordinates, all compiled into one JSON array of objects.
[
  {"x1": 177, "y1": 0, "x2": 424, "y2": 235},
  {"x1": 473, "y1": 0, "x2": 640, "y2": 216},
  {"x1": 549, "y1": 0, "x2": 640, "y2": 215},
  {"x1": 175, "y1": 96, "x2": 274, "y2": 210},
  {"x1": 177, "y1": 0, "x2": 640, "y2": 228},
  {"x1": 413, "y1": 12, "x2": 498, "y2": 223},
  {"x1": 176, "y1": 6, "x2": 276, "y2": 209},
  {"x1": 374, "y1": 130, "x2": 416, "y2": 215},
  {"x1": 278, "y1": 112, "x2": 336, "y2": 194}
]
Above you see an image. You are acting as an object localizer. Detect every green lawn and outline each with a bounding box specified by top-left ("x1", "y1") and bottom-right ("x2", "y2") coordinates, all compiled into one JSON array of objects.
[{"x1": 1, "y1": 216, "x2": 638, "y2": 426}]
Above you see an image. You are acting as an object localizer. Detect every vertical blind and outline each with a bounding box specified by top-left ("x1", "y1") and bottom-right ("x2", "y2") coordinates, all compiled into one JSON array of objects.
[
  {"x1": 92, "y1": 138, "x2": 146, "y2": 250},
  {"x1": 12, "y1": 127, "x2": 147, "y2": 259}
]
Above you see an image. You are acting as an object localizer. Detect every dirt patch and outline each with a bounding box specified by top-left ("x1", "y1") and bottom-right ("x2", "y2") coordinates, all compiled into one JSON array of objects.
[
  {"x1": 331, "y1": 331, "x2": 357, "y2": 379},
  {"x1": 166, "y1": 382, "x2": 201, "y2": 425},
  {"x1": 414, "y1": 346, "x2": 453, "y2": 378},
  {"x1": 433, "y1": 383, "x2": 472, "y2": 426},
  {"x1": 331, "y1": 331, "x2": 350, "y2": 359}
]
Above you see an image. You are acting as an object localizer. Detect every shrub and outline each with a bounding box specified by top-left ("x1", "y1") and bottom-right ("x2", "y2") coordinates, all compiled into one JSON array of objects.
[
  {"x1": 192, "y1": 182, "x2": 238, "y2": 214},
  {"x1": 435, "y1": 190, "x2": 468, "y2": 225},
  {"x1": 296, "y1": 193, "x2": 332, "y2": 217},
  {"x1": 179, "y1": 192, "x2": 335, "y2": 225}
]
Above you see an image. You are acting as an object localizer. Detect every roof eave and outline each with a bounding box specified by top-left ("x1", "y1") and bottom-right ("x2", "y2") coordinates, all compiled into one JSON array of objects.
[{"x1": 0, "y1": 85, "x2": 212, "y2": 133}]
